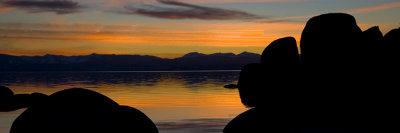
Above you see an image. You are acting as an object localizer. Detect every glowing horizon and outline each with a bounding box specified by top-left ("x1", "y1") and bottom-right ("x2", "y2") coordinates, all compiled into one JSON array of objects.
[{"x1": 1, "y1": 0, "x2": 399, "y2": 58}]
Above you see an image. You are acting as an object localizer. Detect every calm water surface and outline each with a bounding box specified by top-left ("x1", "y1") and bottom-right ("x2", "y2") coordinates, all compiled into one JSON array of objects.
[{"x1": 0, "y1": 71, "x2": 247, "y2": 133}]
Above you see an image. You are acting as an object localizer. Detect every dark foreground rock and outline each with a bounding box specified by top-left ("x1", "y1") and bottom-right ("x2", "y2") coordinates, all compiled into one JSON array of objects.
[
  {"x1": 224, "y1": 84, "x2": 238, "y2": 89},
  {"x1": 225, "y1": 13, "x2": 400, "y2": 133},
  {"x1": 0, "y1": 86, "x2": 48, "y2": 111},
  {"x1": 10, "y1": 88, "x2": 158, "y2": 133}
]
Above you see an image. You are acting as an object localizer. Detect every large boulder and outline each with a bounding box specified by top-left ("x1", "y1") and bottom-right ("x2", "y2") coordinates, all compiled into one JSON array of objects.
[
  {"x1": 0, "y1": 86, "x2": 14, "y2": 111},
  {"x1": 0, "y1": 86, "x2": 13, "y2": 96},
  {"x1": 362, "y1": 26, "x2": 384, "y2": 65},
  {"x1": 237, "y1": 63, "x2": 264, "y2": 107},
  {"x1": 11, "y1": 88, "x2": 158, "y2": 133},
  {"x1": 226, "y1": 13, "x2": 399, "y2": 133},
  {"x1": 224, "y1": 105, "x2": 376, "y2": 133},
  {"x1": 299, "y1": 13, "x2": 367, "y2": 106},
  {"x1": 237, "y1": 37, "x2": 300, "y2": 107},
  {"x1": 261, "y1": 37, "x2": 299, "y2": 67},
  {"x1": 384, "y1": 27, "x2": 400, "y2": 66},
  {"x1": 0, "y1": 86, "x2": 48, "y2": 112},
  {"x1": 363, "y1": 26, "x2": 384, "y2": 44},
  {"x1": 300, "y1": 13, "x2": 362, "y2": 67},
  {"x1": 384, "y1": 27, "x2": 400, "y2": 44}
]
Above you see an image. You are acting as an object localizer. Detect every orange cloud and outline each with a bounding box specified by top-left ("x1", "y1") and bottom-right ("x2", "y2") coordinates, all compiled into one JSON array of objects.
[
  {"x1": 345, "y1": 2, "x2": 400, "y2": 14},
  {"x1": 0, "y1": 6, "x2": 14, "y2": 13},
  {"x1": 183, "y1": 0, "x2": 311, "y2": 3},
  {"x1": 0, "y1": 22, "x2": 303, "y2": 47},
  {"x1": 91, "y1": 0, "x2": 310, "y2": 4},
  {"x1": 0, "y1": 22, "x2": 303, "y2": 57}
]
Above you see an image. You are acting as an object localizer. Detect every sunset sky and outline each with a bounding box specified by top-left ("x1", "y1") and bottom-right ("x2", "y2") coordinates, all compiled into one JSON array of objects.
[{"x1": 0, "y1": 0, "x2": 399, "y2": 58}]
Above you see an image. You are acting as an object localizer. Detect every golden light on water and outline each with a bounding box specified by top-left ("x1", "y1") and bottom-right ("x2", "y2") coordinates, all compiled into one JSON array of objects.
[{"x1": 4, "y1": 71, "x2": 247, "y2": 120}]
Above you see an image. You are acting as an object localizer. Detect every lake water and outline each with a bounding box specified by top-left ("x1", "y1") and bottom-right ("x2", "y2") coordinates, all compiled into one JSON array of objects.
[{"x1": 0, "y1": 71, "x2": 248, "y2": 133}]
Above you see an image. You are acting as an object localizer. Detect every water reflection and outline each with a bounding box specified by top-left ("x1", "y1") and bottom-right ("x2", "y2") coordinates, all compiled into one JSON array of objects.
[
  {"x1": 0, "y1": 71, "x2": 239, "y2": 89},
  {"x1": 0, "y1": 71, "x2": 246, "y2": 121}
]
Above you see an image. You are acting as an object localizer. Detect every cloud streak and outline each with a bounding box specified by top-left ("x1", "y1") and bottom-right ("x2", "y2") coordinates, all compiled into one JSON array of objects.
[
  {"x1": 0, "y1": 22, "x2": 304, "y2": 47},
  {"x1": 176, "y1": 0, "x2": 311, "y2": 3},
  {"x1": 345, "y1": 2, "x2": 400, "y2": 14},
  {"x1": 0, "y1": 0, "x2": 83, "y2": 14},
  {"x1": 0, "y1": 6, "x2": 14, "y2": 13},
  {"x1": 117, "y1": 0, "x2": 264, "y2": 20}
]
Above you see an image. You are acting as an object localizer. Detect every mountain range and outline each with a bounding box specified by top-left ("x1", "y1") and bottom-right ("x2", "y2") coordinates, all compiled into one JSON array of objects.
[{"x1": 0, "y1": 52, "x2": 260, "y2": 71}]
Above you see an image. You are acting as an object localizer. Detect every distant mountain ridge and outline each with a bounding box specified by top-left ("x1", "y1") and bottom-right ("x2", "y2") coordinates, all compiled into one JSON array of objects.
[
  {"x1": 0, "y1": 52, "x2": 260, "y2": 71},
  {"x1": 180, "y1": 52, "x2": 259, "y2": 59}
]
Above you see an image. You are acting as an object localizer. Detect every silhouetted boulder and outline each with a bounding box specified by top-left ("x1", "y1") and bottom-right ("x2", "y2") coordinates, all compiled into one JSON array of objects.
[
  {"x1": 224, "y1": 84, "x2": 238, "y2": 89},
  {"x1": 261, "y1": 37, "x2": 299, "y2": 66},
  {"x1": 237, "y1": 63, "x2": 264, "y2": 107},
  {"x1": 11, "y1": 88, "x2": 158, "y2": 133},
  {"x1": 226, "y1": 13, "x2": 400, "y2": 133},
  {"x1": 298, "y1": 13, "x2": 368, "y2": 106},
  {"x1": 300, "y1": 13, "x2": 362, "y2": 67},
  {"x1": 224, "y1": 107, "x2": 293, "y2": 133},
  {"x1": 237, "y1": 37, "x2": 300, "y2": 107},
  {"x1": 224, "y1": 105, "x2": 380, "y2": 133},
  {"x1": 363, "y1": 26, "x2": 384, "y2": 43},
  {"x1": 0, "y1": 86, "x2": 48, "y2": 112},
  {"x1": 224, "y1": 103, "x2": 393, "y2": 133},
  {"x1": 362, "y1": 26, "x2": 384, "y2": 64},
  {"x1": 384, "y1": 27, "x2": 400, "y2": 43},
  {"x1": 0, "y1": 86, "x2": 13, "y2": 96},
  {"x1": 0, "y1": 86, "x2": 14, "y2": 111},
  {"x1": 12, "y1": 94, "x2": 32, "y2": 109},
  {"x1": 383, "y1": 27, "x2": 400, "y2": 66},
  {"x1": 30, "y1": 92, "x2": 49, "y2": 105},
  {"x1": 359, "y1": 26, "x2": 386, "y2": 91}
]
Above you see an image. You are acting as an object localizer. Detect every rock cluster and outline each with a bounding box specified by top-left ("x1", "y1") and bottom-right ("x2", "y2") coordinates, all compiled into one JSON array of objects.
[{"x1": 224, "y1": 13, "x2": 400, "y2": 133}]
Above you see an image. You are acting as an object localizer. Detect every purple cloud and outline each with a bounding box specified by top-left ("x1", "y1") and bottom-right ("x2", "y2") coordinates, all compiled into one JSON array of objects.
[
  {"x1": 118, "y1": 0, "x2": 265, "y2": 20},
  {"x1": 0, "y1": 0, "x2": 82, "y2": 14}
]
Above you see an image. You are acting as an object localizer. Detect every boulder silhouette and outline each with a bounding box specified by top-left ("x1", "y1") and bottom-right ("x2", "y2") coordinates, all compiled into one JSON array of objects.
[
  {"x1": 261, "y1": 37, "x2": 299, "y2": 67},
  {"x1": 227, "y1": 37, "x2": 301, "y2": 132},
  {"x1": 11, "y1": 88, "x2": 158, "y2": 133},
  {"x1": 224, "y1": 106, "x2": 299, "y2": 133},
  {"x1": 224, "y1": 105, "x2": 374, "y2": 133},
  {"x1": 359, "y1": 26, "x2": 387, "y2": 96},
  {"x1": 376, "y1": 27, "x2": 400, "y2": 106},
  {"x1": 0, "y1": 86, "x2": 13, "y2": 96},
  {"x1": 363, "y1": 26, "x2": 383, "y2": 45},
  {"x1": 0, "y1": 86, "x2": 14, "y2": 111},
  {"x1": 225, "y1": 13, "x2": 399, "y2": 133},
  {"x1": 362, "y1": 26, "x2": 384, "y2": 65},
  {"x1": 0, "y1": 86, "x2": 48, "y2": 111},
  {"x1": 300, "y1": 13, "x2": 362, "y2": 67},
  {"x1": 12, "y1": 94, "x2": 32, "y2": 109},
  {"x1": 299, "y1": 13, "x2": 367, "y2": 106},
  {"x1": 384, "y1": 27, "x2": 400, "y2": 44},
  {"x1": 237, "y1": 63, "x2": 264, "y2": 107},
  {"x1": 224, "y1": 84, "x2": 238, "y2": 89},
  {"x1": 384, "y1": 27, "x2": 400, "y2": 66},
  {"x1": 237, "y1": 37, "x2": 300, "y2": 107},
  {"x1": 259, "y1": 37, "x2": 300, "y2": 105}
]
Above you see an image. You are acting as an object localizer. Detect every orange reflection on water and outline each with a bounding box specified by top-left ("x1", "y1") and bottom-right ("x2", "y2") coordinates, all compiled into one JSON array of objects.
[{"x1": 4, "y1": 71, "x2": 247, "y2": 121}]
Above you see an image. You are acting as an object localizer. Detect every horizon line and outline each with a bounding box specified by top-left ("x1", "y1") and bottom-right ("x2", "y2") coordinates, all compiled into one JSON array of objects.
[
  {"x1": 0, "y1": 70, "x2": 242, "y2": 73},
  {"x1": 0, "y1": 51, "x2": 260, "y2": 58}
]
